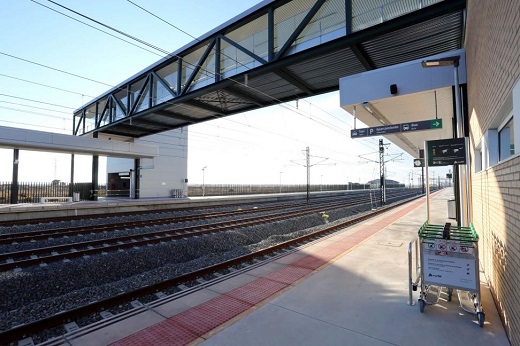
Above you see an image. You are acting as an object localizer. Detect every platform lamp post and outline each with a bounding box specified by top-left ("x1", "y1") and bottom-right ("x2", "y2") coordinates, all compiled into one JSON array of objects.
[
  {"x1": 202, "y1": 166, "x2": 207, "y2": 197},
  {"x1": 279, "y1": 171, "x2": 283, "y2": 193},
  {"x1": 421, "y1": 55, "x2": 470, "y2": 226}
]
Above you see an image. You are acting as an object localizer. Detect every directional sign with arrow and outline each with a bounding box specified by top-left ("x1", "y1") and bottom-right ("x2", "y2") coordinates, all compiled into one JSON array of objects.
[{"x1": 351, "y1": 119, "x2": 442, "y2": 138}]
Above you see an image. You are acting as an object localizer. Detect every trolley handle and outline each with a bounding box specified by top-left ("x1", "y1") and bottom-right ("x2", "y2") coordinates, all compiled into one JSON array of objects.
[{"x1": 443, "y1": 222, "x2": 451, "y2": 240}]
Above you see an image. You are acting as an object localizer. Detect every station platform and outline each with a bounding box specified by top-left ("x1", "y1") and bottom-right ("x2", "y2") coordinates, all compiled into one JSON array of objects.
[
  {"x1": 0, "y1": 191, "x2": 348, "y2": 222},
  {"x1": 46, "y1": 189, "x2": 509, "y2": 346}
]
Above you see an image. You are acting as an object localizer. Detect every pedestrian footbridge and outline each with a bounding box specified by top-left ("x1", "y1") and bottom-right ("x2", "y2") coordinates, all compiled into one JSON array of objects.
[{"x1": 73, "y1": 0, "x2": 465, "y2": 140}]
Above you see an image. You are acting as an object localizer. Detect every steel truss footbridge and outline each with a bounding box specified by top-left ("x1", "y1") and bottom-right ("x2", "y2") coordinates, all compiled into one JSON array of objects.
[{"x1": 73, "y1": 0, "x2": 465, "y2": 139}]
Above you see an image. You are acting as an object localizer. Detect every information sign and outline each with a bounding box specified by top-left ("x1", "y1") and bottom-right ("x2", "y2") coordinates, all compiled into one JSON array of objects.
[
  {"x1": 427, "y1": 138, "x2": 466, "y2": 166},
  {"x1": 422, "y1": 239, "x2": 477, "y2": 290},
  {"x1": 350, "y1": 119, "x2": 442, "y2": 138},
  {"x1": 422, "y1": 251, "x2": 477, "y2": 290}
]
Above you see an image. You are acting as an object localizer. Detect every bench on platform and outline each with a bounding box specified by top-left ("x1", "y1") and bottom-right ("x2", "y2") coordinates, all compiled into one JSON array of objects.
[{"x1": 40, "y1": 197, "x2": 73, "y2": 203}]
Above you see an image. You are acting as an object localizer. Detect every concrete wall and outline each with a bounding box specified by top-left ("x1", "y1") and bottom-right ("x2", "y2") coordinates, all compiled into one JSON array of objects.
[
  {"x1": 107, "y1": 128, "x2": 188, "y2": 198},
  {"x1": 466, "y1": 1, "x2": 520, "y2": 343}
]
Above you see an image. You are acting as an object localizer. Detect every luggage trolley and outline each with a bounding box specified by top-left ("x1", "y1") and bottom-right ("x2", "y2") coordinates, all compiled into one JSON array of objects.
[{"x1": 417, "y1": 221, "x2": 485, "y2": 327}]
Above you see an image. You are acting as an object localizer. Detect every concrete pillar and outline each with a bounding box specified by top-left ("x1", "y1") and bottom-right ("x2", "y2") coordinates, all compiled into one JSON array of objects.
[
  {"x1": 69, "y1": 154, "x2": 75, "y2": 197},
  {"x1": 134, "y1": 158, "x2": 140, "y2": 199},
  {"x1": 91, "y1": 155, "x2": 99, "y2": 201},
  {"x1": 10, "y1": 149, "x2": 19, "y2": 204}
]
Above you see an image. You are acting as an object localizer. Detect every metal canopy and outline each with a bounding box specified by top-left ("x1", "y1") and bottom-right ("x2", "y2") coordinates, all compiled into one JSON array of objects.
[
  {"x1": 348, "y1": 88, "x2": 455, "y2": 157},
  {"x1": 73, "y1": 0, "x2": 465, "y2": 139}
]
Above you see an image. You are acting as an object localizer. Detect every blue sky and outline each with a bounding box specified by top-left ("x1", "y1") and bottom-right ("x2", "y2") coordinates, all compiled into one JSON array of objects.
[{"x1": 0, "y1": 0, "x2": 440, "y2": 186}]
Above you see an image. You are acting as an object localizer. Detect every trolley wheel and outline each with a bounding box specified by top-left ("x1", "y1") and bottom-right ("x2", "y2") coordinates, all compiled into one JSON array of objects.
[
  {"x1": 447, "y1": 288, "x2": 453, "y2": 302},
  {"x1": 477, "y1": 312, "x2": 485, "y2": 327},
  {"x1": 419, "y1": 299, "x2": 425, "y2": 313}
]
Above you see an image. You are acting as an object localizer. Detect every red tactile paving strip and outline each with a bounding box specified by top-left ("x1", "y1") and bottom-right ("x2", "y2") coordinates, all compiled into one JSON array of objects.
[
  {"x1": 263, "y1": 265, "x2": 313, "y2": 284},
  {"x1": 292, "y1": 255, "x2": 328, "y2": 270},
  {"x1": 171, "y1": 295, "x2": 252, "y2": 336},
  {"x1": 111, "y1": 198, "x2": 426, "y2": 345},
  {"x1": 226, "y1": 277, "x2": 288, "y2": 305}
]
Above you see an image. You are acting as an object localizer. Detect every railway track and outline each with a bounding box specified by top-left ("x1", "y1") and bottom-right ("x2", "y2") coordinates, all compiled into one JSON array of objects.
[
  {"x1": 0, "y1": 192, "x2": 361, "y2": 228},
  {"x1": 0, "y1": 191, "x2": 422, "y2": 272},
  {"x1": 0, "y1": 197, "x2": 372, "y2": 271},
  {"x1": 0, "y1": 195, "x2": 365, "y2": 244},
  {"x1": 0, "y1": 190, "x2": 419, "y2": 238},
  {"x1": 0, "y1": 193, "x2": 421, "y2": 344}
]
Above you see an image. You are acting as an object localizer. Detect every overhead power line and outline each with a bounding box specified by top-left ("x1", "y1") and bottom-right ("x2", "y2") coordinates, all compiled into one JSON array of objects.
[
  {"x1": 0, "y1": 93, "x2": 76, "y2": 109},
  {"x1": 0, "y1": 51, "x2": 113, "y2": 88},
  {"x1": 125, "y1": 0, "x2": 197, "y2": 41},
  {"x1": 43, "y1": 0, "x2": 172, "y2": 56},
  {"x1": 0, "y1": 106, "x2": 70, "y2": 119},
  {"x1": 0, "y1": 101, "x2": 72, "y2": 114},
  {"x1": 29, "y1": 0, "x2": 164, "y2": 58},
  {"x1": 0, "y1": 73, "x2": 95, "y2": 98}
]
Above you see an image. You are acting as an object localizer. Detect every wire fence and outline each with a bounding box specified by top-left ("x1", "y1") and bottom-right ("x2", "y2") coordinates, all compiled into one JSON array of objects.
[
  {"x1": 1, "y1": 181, "x2": 407, "y2": 203},
  {"x1": 0, "y1": 181, "x2": 106, "y2": 204},
  {"x1": 187, "y1": 183, "x2": 380, "y2": 197}
]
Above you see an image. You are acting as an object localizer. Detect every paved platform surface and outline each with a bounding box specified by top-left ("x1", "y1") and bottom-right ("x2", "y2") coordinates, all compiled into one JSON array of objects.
[{"x1": 50, "y1": 189, "x2": 509, "y2": 346}]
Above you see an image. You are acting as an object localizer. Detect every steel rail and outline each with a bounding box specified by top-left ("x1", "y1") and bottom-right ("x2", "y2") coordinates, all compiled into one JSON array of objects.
[
  {"x1": 0, "y1": 193, "x2": 357, "y2": 227},
  {"x1": 0, "y1": 190, "x2": 417, "y2": 243},
  {"x1": 0, "y1": 197, "x2": 369, "y2": 271},
  {"x1": 0, "y1": 195, "x2": 358, "y2": 244}
]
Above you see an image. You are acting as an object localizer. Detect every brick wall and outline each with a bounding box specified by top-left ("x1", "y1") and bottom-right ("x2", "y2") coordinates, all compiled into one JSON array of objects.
[{"x1": 466, "y1": 1, "x2": 520, "y2": 344}]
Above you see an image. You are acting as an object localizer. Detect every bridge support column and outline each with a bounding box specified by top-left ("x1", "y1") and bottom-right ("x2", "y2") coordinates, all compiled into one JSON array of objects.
[
  {"x1": 91, "y1": 132, "x2": 99, "y2": 201},
  {"x1": 91, "y1": 155, "x2": 99, "y2": 201},
  {"x1": 69, "y1": 154, "x2": 75, "y2": 198},
  {"x1": 10, "y1": 149, "x2": 19, "y2": 204},
  {"x1": 134, "y1": 158, "x2": 140, "y2": 199}
]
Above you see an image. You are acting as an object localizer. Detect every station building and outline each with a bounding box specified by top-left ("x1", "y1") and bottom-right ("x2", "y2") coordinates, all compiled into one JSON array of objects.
[
  {"x1": 465, "y1": 2, "x2": 520, "y2": 340},
  {"x1": 106, "y1": 129, "x2": 188, "y2": 198}
]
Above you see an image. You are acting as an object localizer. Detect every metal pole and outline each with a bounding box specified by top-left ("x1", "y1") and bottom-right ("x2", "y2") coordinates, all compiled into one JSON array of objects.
[
  {"x1": 306, "y1": 146, "x2": 310, "y2": 202},
  {"x1": 379, "y1": 139, "x2": 385, "y2": 207},
  {"x1": 425, "y1": 140, "x2": 430, "y2": 223},
  {"x1": 421, "y1": 166, "x2": 424, "y2": 194},
  {"x1": 202, "y1": 166, "x2": 207, "y2": 196},
  {"x1": 353, "y1": 106, "x2": 357, "y2": 130},
  {"x1": 453, "y1": 60, "x2": 469, "y2": 226},
  {"x1": 279, "y1": 171, "x2": 283, "y2": 193}
]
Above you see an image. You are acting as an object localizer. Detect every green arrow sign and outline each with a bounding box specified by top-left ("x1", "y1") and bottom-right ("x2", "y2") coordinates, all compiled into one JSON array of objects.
[{"x1": 430, "y1": 119, "x2": 442, "y2": 128}]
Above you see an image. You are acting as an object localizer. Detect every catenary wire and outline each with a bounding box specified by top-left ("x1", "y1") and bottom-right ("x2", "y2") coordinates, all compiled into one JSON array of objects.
[{"x1": 0, "y1": 73, "x2": 95, "y2": 98}]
